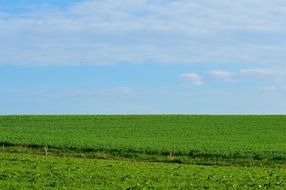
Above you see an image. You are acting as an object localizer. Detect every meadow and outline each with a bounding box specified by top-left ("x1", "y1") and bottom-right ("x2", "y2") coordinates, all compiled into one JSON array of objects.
[{"x1": 0, "y1": 115, "x2": 286, "y2": 188}]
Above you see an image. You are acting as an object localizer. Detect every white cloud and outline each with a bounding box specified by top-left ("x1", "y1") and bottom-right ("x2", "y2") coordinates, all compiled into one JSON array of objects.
[
  {"x1": 0, "y1": 86, "x2": 137, "y2": 100},
  {"x1": 239, "y1": 69, "x2": 274, "y2": 77},
  {"x1": 115, "y1": 86, "x2": 134, "y2": 94},
  {"x1": 0, "y1": 0, "x2": 286, "y2": 66},
  {"x1": 180, "y1": 73, "x2": 203, "y2": 86},
  {"x1": 260, "y1": 85, "x2": 286, "y2": 92},
  {"x1": 208, "y1": 70, "x2": 236, "y2": 80},
  {"x1": 208, "y1": 68, "x2": 286, "y2": 81}
]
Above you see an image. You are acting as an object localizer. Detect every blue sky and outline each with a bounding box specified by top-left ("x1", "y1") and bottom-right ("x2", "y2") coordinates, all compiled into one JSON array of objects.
[{"x1": 0, "y1": 0, "x2": 286, "y2": 114}]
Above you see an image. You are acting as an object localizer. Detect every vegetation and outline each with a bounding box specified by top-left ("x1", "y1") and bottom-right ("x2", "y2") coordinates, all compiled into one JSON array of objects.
[
  {"x1": 1, "y1": 115, "x2": 286, "y2": 188},
  {"x1": 1, "y1": 115, "x2": 286, "y2": 164},
  {"x1": 1, "y1": 152, "x2": 286, "y2": 189}
]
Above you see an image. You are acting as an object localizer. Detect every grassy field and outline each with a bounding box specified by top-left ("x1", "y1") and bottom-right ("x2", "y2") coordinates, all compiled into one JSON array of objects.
[
  {"x1": 1, "y1": 115, "x2": 286, "y2": 188},
  {"x1": 1, "y1": 115, "x2": 286, "y2": 164},
  {"x1": 1, "y1": 152, "x2": 286, "y2": 189}
]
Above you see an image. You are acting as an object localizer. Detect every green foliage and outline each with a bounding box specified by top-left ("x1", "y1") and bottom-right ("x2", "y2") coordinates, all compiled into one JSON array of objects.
[
  {"x1": 1, "y1": 115, "x2": 286, "y2": 189},
  {"x1": 0, "y1": 115, "x2": 286, "y2": 161},
  {"x1": 0, "y1": 152, "x2": 285, "y2": 189}
]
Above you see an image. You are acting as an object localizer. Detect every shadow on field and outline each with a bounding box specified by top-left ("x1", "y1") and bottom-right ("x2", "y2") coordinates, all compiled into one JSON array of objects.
[{"x1": 1, "y1": 141, "x2": 286, "y2": 168}]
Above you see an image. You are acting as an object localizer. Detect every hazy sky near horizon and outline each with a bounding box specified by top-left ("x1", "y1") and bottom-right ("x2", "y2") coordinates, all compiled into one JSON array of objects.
[{"x1": 0, "y1": 0, "x2": 286, "y2": 114}]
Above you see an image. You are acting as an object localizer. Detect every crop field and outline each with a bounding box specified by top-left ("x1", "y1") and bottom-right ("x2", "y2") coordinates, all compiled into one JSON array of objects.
[
  {"x1": 1, "y1": 152, "x2": 286, "y2": 189},
  {"x1": 0, "y1": 115, "x2": 286, "y2": 188}
]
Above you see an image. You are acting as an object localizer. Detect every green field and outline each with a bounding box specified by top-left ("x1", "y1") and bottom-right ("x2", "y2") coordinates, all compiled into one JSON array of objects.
[
  {"x1": 1, "y1": 115, "x2": 286, "y2": 188},
  {"x1": 1, "y1": 152, "x2": 286, "y2": 189}
]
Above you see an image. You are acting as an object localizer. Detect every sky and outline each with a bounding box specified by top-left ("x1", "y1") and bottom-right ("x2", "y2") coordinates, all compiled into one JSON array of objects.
[{"x1": 0, "y1": 0, "x2": 286, "y2": 114}]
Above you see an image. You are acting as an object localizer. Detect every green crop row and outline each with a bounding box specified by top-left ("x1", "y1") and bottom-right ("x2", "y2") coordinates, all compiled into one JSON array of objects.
[
  {"x1": 0, "y1": 152, "x2": 285, "y2": 189},
  {"x1": 0, "y1": 115, "x2": 286, "y2": 162}
]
